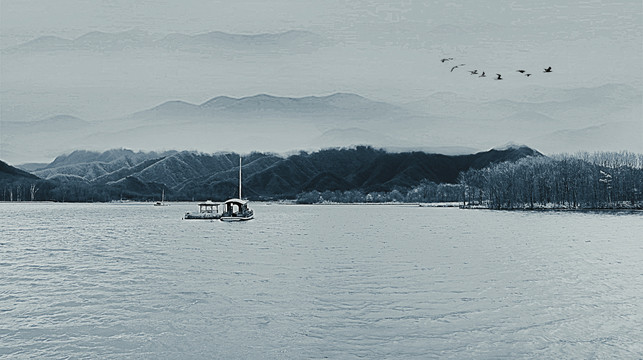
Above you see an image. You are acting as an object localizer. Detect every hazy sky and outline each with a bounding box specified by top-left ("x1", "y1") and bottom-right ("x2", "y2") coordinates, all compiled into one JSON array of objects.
[
  {"x1": 2, "y1": 0, "x2": 641, "y2": 113},
  {"x1": 2, "y1": 1, "x2": 640, "y2": 40},
  {"x1": 0, "y1": 0, "x2": 641, "y2": 162}
]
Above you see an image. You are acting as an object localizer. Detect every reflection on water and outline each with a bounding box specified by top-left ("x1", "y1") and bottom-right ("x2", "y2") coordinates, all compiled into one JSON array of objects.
[{"x1": 1, "y1": 203, "x2": 641, "y2": 359}]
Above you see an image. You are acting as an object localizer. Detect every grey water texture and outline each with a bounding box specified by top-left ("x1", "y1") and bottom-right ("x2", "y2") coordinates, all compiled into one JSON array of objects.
[{"x1": 0, "y1": 203, "x2": 642, "y2": 359}]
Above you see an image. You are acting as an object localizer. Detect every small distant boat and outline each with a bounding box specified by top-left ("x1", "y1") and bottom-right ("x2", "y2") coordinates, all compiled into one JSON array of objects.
[
  {"x1": 154, "y1": 189, "x2": 167, "y2": 206},
  {"x1": 184, "y1": 200, "x2": 222, "y2": 220},
  {"x1": 220, "y1": 157, "x2": 254, "y2": 222}
]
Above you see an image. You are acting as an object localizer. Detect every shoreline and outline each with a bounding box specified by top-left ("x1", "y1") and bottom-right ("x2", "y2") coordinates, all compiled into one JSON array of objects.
[{"x1": 2, "y1": 200, "x2": 641, "y2": 212}]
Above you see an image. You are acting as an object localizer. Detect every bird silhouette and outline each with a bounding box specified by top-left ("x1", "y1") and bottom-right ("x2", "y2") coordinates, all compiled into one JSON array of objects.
[
  {"x1": 517, "y1": 69, "x2": 526, "y2": 73},
  {"x1": 450, "y1": 64, "x2": 465, "y2": 72},
  {"x1": 525, "y1": 73, "x2": 532, "y2": 77},
  {"x1": 479, "y1": 71, "x2": 486, "y2": 77},
  {"x1": 441, "y1": 57, "x2": 454, "y2": 63},
  {"x1": 544, "y1": 66, "x2": 552, "y2": 73},
  {"x1": 495, "y1": 73, "x2": 503, "y2": 80},
  {"x1": 469, "y1": 70, "x2": 478, "y2": 75}
]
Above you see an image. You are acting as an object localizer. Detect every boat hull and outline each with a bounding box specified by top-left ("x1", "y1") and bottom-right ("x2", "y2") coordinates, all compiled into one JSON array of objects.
[
  {"x1": 220, "y1": 215, "x2": 254, "y2": 222},
  {"x1": 184, "y1": 213, "x2": 221, "y2": 220}
]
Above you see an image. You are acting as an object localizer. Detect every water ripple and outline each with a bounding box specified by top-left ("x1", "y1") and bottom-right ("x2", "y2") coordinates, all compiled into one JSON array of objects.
[{"x1": 0, "y1": 203, "x2": 641, "y2": 359}]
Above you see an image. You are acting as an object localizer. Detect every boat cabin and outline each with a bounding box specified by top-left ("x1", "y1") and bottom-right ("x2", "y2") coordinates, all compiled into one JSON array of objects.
[
  {"x1": 222, "y1": 198, "x2": 249, "y2": 216},
  {"x1": 198, "y1": 200, "x2": 220, "y2": 214},
  {"x1": 184, "y1": 200, "x2": 221, "y2": 219}
]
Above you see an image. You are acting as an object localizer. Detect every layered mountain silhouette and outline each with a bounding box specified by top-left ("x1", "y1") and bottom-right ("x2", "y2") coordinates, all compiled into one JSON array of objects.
[
  {"x1": 0, "y1": 92, "x2": 415, "y2": 164},
  {"x1": 2, "y1": 84, "x2": 639, "y2": 166},
  {"x1": 3, "y1": 115, "x2": 90, "y2": 133},
  {"x1": 157, "y1": 30, "x2": 324, "y2": 52},
  {"x1": 2, "y1": 145, "x2": 541, "y2": 202},
  {"x1": 3, "y1": 30, "x2": 325, "y2": 53},
  {"x1": 134, "y1": 92, "x2": 402, "y2": 120}
]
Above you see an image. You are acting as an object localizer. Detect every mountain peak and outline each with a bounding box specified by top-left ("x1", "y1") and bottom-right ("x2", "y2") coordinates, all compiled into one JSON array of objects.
[
  {"x1": 133, "y1": 92, "x2": 401, "y2": 121},
  {"x1": 493, "y1": 142, "x2": 530, "y2": 151},
  {"x1": 4, "y1": 35, "x2": 72, "y2": 52},
  {"x1": 490, "y1": 143, "x2": 542, "y2": 158},
  {"x1": 200, "y1": 96, "x2": 237, "y2": 108},
  {"x1": 148, "y1": 100, "x2": 200, "y2": 114},
  {"x1": 198, "y1": 92, "x2": 368, "y2": 109}
]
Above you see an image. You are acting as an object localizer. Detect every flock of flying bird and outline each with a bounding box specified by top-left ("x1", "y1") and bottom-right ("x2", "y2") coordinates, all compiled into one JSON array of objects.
[{"x1": 441, "y1": 57, "x2": 552, "y2": 80}]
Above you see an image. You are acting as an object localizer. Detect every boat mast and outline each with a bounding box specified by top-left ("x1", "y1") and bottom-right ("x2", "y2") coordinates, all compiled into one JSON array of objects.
[{"x1": 239, "y1": 157, "x2": 242, "y2": 199}]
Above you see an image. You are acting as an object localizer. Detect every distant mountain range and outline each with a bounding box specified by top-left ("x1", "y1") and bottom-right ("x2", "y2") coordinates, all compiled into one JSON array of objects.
[
  {"x1": 134, "y1": 92, "x2": 403, "y2": 120},
  {"x1": 2, "y1": 29, "x2": 325, "y2": 53},
  {"x1": 407, "y1": 84, "x2": 641, "y2": 126},
  {"x1": 1, "y1": 84, "x2": 640, "y2": 165},
  {"x1": 0, "y1": 92, "x2": 416, "y2": 164},
  {"x1": 2, "y1": 145, "x2": 541, "y2": 202},
  {"x1": 3, "y1": 115, "x2": 90, "y2": 133}
]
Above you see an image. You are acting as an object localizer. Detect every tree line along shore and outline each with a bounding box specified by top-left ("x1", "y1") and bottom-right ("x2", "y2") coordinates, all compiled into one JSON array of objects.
[
  {"x1": 2, "y1": 150, "x2": 642, "y2": 210},
  {"x1": 298, "y1": 152, "x2": 643, "y2": 209}
]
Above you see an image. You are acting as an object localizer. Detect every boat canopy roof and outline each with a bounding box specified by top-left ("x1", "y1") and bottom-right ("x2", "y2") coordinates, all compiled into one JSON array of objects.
[
  {"x1": 223, "y1": 198, "x2": 248, "y2": 206},
  {"x1": 198, "y1": 200, "x2": 219, "y2": 206}
]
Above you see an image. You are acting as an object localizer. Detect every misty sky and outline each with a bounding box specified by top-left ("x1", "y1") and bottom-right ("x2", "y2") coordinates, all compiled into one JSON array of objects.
[
  {"x1": 2, "y1": 1, "x2": 640, "y2": 43},
  {"x1": 0, "y1": 0, "x2": 641, "y2": 162},
  {"x1": 2, "y1": 0, "x2": 641, "y2": 117}
]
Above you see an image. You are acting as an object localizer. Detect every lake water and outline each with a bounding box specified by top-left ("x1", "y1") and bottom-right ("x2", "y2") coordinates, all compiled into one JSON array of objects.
[{"x1": 0, "y1": 202, "x2": 641, "y2": 359}]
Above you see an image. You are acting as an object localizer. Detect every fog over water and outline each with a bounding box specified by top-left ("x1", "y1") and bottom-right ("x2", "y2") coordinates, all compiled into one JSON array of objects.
[{"x1": 1, "y1": 203, "x2": 642, "y2": 358}]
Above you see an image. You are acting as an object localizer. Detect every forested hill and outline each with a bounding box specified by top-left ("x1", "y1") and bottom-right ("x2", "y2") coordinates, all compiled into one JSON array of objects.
[
  {"x1": 0, "y1": 160, "x2": 41, "y2": 201},
  {"x1": 242, "y1": 145, "x2": 540, "y2": 198},
  {"x1": 1, "y1": 160, "x2": 39, "y2": 181},
  {"x1": 3, "y1": 145, "x2": 541, "y2": 202}
]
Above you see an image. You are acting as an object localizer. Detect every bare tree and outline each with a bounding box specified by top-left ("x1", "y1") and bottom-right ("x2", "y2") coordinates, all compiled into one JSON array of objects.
[{"x1": 30, "y1": 183, "x2": 39, "y2": 201}]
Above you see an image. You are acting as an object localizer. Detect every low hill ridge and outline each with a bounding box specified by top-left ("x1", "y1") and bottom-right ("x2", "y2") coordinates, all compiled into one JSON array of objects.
[
  {"x1": 0, "y1": 160, "x2": 40, "y2": 180},
  {"x1": 137, "y1": 92, "x2": 398, "y2": 119},
  {"x1": 4, "y1": 29, "x2": 324, "y2": 53},
  {"x1": 16, "y1": 145, "x2": 541, "y2": 201}
]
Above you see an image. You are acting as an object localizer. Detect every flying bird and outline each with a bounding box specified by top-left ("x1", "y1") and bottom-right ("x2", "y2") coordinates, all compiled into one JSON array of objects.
[
  {"x1": 479, "y1": 71, "x2": 486, "y2": 77},
  {"x1": 525, "y1": 73, "x2": 532, "y2": 77},
  {"x1": 544, "y1": 66, "x2": 552, "y2": 73},
  {"x1": 450, "y1": 64, "x2": 465, "y2": 72},
  {"x1": 469, "y1": 70, "x2": 478, "y2": 75},
  {"x1": 495, "y1": 73, "x2": 503, "y2": 80},
  {"x1": 441, "y1": 57, "x2": 454, "y2": 63},
  {"x1": 516, "y1": 69, "x2": 526, "y2": 73}
]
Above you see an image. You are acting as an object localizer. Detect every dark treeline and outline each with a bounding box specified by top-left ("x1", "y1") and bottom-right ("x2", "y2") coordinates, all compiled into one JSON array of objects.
[
  {"x1": 2, "y1": 174, "x2": 465, "y2": 204},
  {"x1": 459, "y1": 151, "x2": 643, "y2": 209},
  {"x1": 1, "y1": 145, "x2": 540, "y2": 202},
  {"x1": 3, "y1": 151, "x2": 642, "y2": 210},
  {"x1": 296, "y1": 151, "x2": 643, "y2": 209},
  {"x1": 1, "y1": 178, "x2": 139, "y2": 203},
  {"x1": 296, "y1": 180, "x2": 462, "y2": 204}
]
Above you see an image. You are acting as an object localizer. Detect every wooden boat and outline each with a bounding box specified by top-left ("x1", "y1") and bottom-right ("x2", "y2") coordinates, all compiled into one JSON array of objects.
[
  {"x1": 220, "y1": 198, "x2": 254, "y2": 221},
  {"x1": 184, "y1": 200, "x2": 221, "y2": 220},
  {"x1": 220, "y1": 158, "x2": 254, "y2": 221}
]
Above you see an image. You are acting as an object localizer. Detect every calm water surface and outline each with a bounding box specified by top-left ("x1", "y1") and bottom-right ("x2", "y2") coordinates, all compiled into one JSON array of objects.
[{"x1": 1, "y1": 202, "x2": 642, "y2": 359}]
